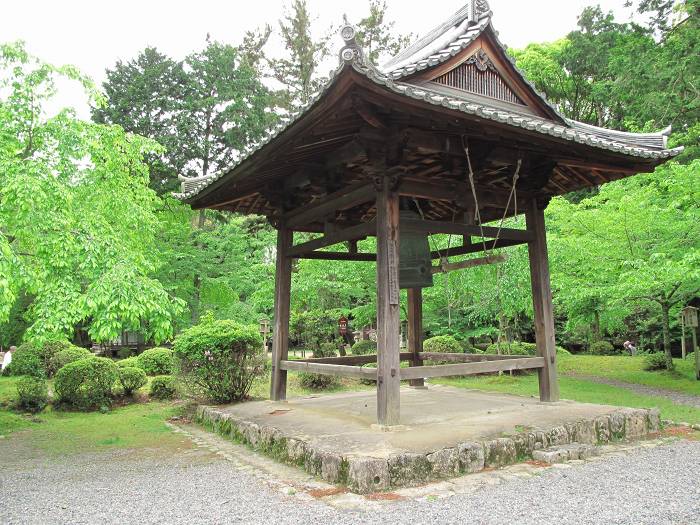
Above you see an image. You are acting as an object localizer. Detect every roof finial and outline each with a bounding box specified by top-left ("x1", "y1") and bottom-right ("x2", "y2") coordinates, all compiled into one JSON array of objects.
[{"x1": 339, "y1": 21, "x2": 361, "y2": 63}]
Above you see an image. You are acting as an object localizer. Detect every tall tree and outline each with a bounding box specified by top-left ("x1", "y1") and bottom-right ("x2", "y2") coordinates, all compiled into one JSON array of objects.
[
  {"x1": 270, "y1": 0, "x2": 331, "y2": 109},
  {"x1": 355, "y1": 0, "x2": 413, "y2": 66},
  {"x1": 0, "y1": 42, "x2": 183, "y2": 343}
]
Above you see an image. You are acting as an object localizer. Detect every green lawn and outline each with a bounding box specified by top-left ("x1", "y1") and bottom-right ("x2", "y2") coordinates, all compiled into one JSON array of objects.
[
  {"x1": 557, "y1": 354, "x2": 700, "y2": 395},
  {"x1": 434, "y1": 373, "x2": 700, "y2": 425}
]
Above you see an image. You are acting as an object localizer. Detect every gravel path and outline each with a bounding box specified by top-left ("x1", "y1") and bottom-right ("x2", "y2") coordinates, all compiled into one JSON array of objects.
[
  {"x1": 2, "y1": 438, "x2": 699, "y2": 524},
  {"x1": 571, "y1": 374, "x2": 700, "y2": 408}
]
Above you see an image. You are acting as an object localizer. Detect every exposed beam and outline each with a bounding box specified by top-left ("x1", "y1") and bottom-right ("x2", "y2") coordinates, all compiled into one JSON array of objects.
[
  {"x1": 280, "y1": 360, "x2": 378, "y2": 380},
  {"x1": 287, "y1": 221, "x2": 376, "y2": 257},
  {"x1": 402, "y1": 218, "x2": 533, "y2": 242},
  {"x1": 430, "y1": 238, "x2": 526, "y2": 259},
  {"x1": 399, "y1": 179, "x2": 532, "y2": 211},
  {"x1": 431, "y1": 254, "x2": 506, "y2": 274},
  {"x1": 296, "y1": 251, "x2": 376, "y2": 262},
  {"x1": 283, "y1": 182, "x2": 375, "y2": 229},
  {"x1": 295, "y1": 353, "x2": 414, "y2": 366},
  {"x1": 399, "y1": 357, "x2": 545, "y2": 380},
  {"x1": 418, "y1": 352, "x2": 536, "y2": 363}
]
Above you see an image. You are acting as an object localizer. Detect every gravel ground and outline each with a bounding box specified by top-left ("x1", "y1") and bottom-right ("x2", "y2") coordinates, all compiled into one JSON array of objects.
[
  {"x1": 573, "y1": 374, "x2": 700, "y2": 408},
  {"x1": 1, "y1": 439, "x2": 699, "y2": 524}
]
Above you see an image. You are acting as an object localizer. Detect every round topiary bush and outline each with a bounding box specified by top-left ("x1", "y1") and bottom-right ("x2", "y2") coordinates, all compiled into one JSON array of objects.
[
  {"x1": 16, "y1": 376, "x2": 49, "y2": 413},
  {"x1": 116, "y1": 356, "x2": 140, "y2": 369},
  {"x1": 149, "y1": 375, "x2": 176, "y2": 399},
  {"x1": 53, "y1": 357, "x2": 118, "y2": 411},
  {"x1": 48, "y1": 347, "x2": 93, "y2": 377},
  {"x1": 300, "y1": 342, "x2": 338, "y2": 390},
  {"x1": 643, "y1": 352, "x2": 669, "y2": 371},
  {"x1": 5, "y1": 342, "x2": 45, "y2": 377},
  {"x1": 589, "y1": 340, "x2": 616, "y2": 355},
  {"x1": 137, "y1": 347, "x2": 174, "y2": 376},
  {"x1": 351, "y1": 339, "x2": 377, "y2": 356},
  {"x1": 423, "y1": 335, "x2": 462, "y2": 354},
  {"x1": 172, "y1": 319, "x2": 265, "y2": 403},
  {"x1": 39, "y1": 340, "x2": 77, "y2": 372},
  {"x1": 118, "y1": 366, "x2": 148, "y2": 396}
]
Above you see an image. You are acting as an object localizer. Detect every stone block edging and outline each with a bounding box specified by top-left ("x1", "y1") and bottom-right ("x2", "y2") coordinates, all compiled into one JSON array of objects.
[{"x1": 194, "y1": 405, "x2": 660, "y2": 494}]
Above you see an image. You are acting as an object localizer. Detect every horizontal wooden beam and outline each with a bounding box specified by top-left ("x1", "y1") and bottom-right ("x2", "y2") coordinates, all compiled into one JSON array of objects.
[
  {"x1": 418, "y1": 352, "x2": 537, "y2": 363},
  {"x1": 399, "y1": 357, "x2": 545, "y2": 380},
  {"x1": 403, "y1": 218, "x2": 533, "y2": 242},
  {"x1": 297, "y1": 353, "x2": 414, "y2": 366},
  {"x1": 283, "y1": 182, "x2": 376, "y2": 229},
  {"x1": 399, "y1": 179, "x2": 530, "y2": 210},
  {"x1": 280, "y1": 360, "x2": 377, "y2": 379},
  {"x1": 430, "y1": 239, "x2": 526, "y2": 259},
  {"x1": 431, "y1": 254, "x2": 505, "y2": 274},
  {"x1": 287, "y1": 221, "x2": 376, "y2": 258},
  {"x1": 296, "y1": 251, "x2": 376, "y2": 262}
]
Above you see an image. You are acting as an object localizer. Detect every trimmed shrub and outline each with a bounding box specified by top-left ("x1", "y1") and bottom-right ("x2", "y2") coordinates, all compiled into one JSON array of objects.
[
  {"x1": 589, "y1": 340, "x2": 617, "y2": 355},
  {"x1": 5, "y1": 342, "x2": 44, "y2": 377},
  {"x1": 118, "y1": 366, "x2": 148, "y2": 395},
  {"x1": 485, "y1": 342, "x2": 571, "y2": 356},
  {"x1": 117, "y1": 356, "x2": 140, "y2": 369},
  {"x1": 116, "y1": 347, "x2": 134, "y2": 360},
  {"x1": 173, "y1": 319, "x2": 265, "y2": 403},
  {"x1": 149, "y1": 375, "x2": 176, "y2": 400},
  {"x1": 48, "y1": 347, "x2": 93, "y2": 377},
  {"x1": 137, "y1": 347, "x2": 174, "y2": 376},
  {"x1": 39, "y1": 340, "x2": 76, "y2": 372},
  {"x1": 644, "y1": 352, "x2": 669, "y2": 371},
  {"x1": 300, "y1": 342, "x2": 338, "y2": 390},
  {"x1": 54, "y1": 357, "x2": 118, "y2": 411},
  {"x1": 351, "y1": 339, "x2": 376, "y2": 356},
  {"x1": 16, "y1": 376, "x2": 49, "y2": 413},
  {"x1": 423, "y1": 335, "x2": 462, "y2": 354}
]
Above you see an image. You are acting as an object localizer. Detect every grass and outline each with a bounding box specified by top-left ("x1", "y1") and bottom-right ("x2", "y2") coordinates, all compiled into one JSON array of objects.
[
  {"x1": 0, "y1": 376, "x2": 184, "y2": 455},
  {"x1": 434, "y1": 373, "x2": 700, "y2": 425},
  {"x1": 558, "y1": 354, "x2": 700, "y2": 395}
]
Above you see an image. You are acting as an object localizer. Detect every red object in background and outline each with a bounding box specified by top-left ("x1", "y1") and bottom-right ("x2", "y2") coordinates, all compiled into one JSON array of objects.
[{"x1": 338, "y1": 315, "x2": 348, "y2": 335}]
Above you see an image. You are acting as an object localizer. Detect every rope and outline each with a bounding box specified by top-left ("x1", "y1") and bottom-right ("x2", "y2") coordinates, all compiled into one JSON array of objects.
[{"x1": 491, "y1": 158, "x2": 521, "y2": 251}]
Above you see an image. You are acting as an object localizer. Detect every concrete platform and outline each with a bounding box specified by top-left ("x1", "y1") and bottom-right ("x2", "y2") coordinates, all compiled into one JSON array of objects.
[{"x1": 196, "y1": 385, "x2": 661, "y2": 493}]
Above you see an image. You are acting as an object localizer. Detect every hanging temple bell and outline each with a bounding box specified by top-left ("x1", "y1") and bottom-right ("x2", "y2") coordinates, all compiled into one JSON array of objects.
[{"x1": 399, "y1": 210, "x2": 434, "y2": 289}]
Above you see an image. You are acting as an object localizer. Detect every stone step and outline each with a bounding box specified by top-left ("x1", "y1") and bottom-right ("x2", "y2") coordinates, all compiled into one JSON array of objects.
[{"x1": 532, "y1": 443, "x2": 600, "y2": 464}]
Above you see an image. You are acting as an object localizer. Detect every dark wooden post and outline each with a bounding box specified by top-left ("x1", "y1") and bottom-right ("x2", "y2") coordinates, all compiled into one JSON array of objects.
[
  {"x1": 376, "y1": 177, "x2": 401, "y2": 426},
  {"x1": 526, "y1": 201, "x2": 559, "y2": 402},
  {"x1": 407, "y1": 288, "x2": 425, "y2": 388},
  {"x1": 270, "y1": 225, "x2": 293, "y2": 401}
]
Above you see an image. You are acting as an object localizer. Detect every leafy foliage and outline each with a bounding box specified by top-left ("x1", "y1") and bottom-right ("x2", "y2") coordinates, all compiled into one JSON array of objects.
[
  {"x1": 15, "y1": 376, "x2": 49, "y2": 413},
  {"x1": 644, "y1": 352, "x2": 670, "y2": 371},
  {"x1": 354, "y1": 1, "x2": 413, "y2": 65},
  {"x1": 589, "y1": 341, "x2": 617, "y2": 355},
  {"x1": 53, "y1": 357, "x2": 118, "y2": 411},
  {"x1": 172, "y1": 318, "x2": 265, "y2": 403},
  {"x1": 48, "y1": 347, "x2": 93, "y2": 377},
  {"x1": 351, "y1": 340, "x2": 377, "y2": 356},
  {"x1": 116, "y1": 357, "x2": 140, "y2": 369},
  {"x1": 0, "y1": 43, "x2": 183, "y2": 343},
  {"x1": 5, "y1": 343, "x2": 44, "y2": 377},
  {"x1": 149, "y1": 375, "x2": 177, "y2": 399},
  {"x1": 423, "y1": 335, "x2": 462, "y2": 354},
  {"x1": 137, "y1": 347, "x2": 174, "y2": 376},
  {"x1": 118, "y1": 366, "x2": 148, "y2": 395}
]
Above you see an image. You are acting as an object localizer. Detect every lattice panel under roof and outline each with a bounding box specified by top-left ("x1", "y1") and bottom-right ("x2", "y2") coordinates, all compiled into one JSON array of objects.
[{"x1": 432, "y1": 52, "x2": 524, "y2": 106}]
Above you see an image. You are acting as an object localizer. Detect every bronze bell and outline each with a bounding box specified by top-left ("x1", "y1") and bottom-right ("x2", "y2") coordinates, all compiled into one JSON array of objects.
[{"x1": 399, "y1": 210, "x2": 434, "y2": 289}]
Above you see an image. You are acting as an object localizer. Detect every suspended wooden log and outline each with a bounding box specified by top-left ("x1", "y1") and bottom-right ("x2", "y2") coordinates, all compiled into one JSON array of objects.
[{"x1": 431, "y1": 254, "x2": 506, "y2": 274}]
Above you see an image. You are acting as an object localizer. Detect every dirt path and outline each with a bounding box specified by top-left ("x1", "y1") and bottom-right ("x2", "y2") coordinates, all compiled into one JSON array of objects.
[{"x1": 569, "y1": 374, "x2": 700, "y2": 409}]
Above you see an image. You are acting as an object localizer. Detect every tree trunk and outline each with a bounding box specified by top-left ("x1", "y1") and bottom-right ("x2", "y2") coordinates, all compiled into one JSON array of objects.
[
  {"x1": 660, "y1": 301, "x2": 674, "y2": 371},
  {"x1": 191, "y1": 209, "x2": 206, "y2": 325},
  {"x1": 592, "y1": 309, "x2": 601, "y2": 342}
]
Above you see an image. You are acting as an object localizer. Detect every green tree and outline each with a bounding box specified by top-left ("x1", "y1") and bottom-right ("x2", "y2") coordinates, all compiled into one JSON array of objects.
[
  {"x1": 270, "y1": 0, "x2": 331, "y2": 109},
  {"x1": 0, "y1": 42, "x2": 183, "y2": 343},
  {"x1": 355, "y1": 0, "x2": 413, "y2": 66}
]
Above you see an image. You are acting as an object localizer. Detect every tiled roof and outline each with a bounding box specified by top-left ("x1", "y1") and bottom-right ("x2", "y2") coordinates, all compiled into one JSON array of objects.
[{"x1": 176, "y1": 5, "x2": 682, "y2": 201}]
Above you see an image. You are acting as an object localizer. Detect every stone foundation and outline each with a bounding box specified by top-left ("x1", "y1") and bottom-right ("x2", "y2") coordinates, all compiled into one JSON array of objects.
[{"x1": 195, "y1": 404, "x2": 661, "y2": 494}]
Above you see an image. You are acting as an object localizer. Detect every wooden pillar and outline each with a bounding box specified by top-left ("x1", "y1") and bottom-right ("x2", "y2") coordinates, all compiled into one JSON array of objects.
[
  {"x1": 376, "y1": 177, "x2": 401, "y2": 426},
  {"x1": 526, "y1": 201, "x2": 559, "y2": 402},
  {"x1": 681, "y1": 318, "x2": 687, "y2": 359},
  {"x1": 407, "y1": 288, "x2": 425, "y2": 388},
  {"x1": 270, "y1": 226, "x2": 293, "y2": 402}
]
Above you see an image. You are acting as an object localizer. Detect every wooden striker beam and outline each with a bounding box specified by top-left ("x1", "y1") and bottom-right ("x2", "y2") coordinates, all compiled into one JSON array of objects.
[
  {"x1": 375, "y1": 177, "x2": 401, "y2": 426},
  {"x1": 526, "y1": 201, "x2": 559, "y2": 401}
]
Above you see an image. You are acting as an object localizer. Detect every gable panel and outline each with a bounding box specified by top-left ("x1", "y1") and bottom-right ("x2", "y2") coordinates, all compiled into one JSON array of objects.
[{"x1": 432, "y1": 50, "x2": 524, "y2": 106}]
